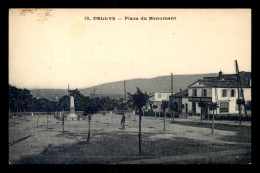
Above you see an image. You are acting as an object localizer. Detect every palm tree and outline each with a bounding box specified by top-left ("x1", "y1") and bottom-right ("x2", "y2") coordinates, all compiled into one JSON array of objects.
[
  {"x1": 161, "y1": 100, "x2": 169, "y2": 131},
  {"x1": 129, "y1": 87, "x2": 150, "y2": 154}
]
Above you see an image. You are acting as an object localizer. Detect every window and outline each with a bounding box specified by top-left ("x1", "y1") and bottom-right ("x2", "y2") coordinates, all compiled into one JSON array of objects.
[
  {"x1": 192, "y1": 89, "x2": 197, "y2": 96},
  {"x1": 231, "y1": 89, "x2": 236, "y2": 97},
  {"x1": 201, "y1": 89, "x2": 207, "y2": 97},
  {"x1": 158, "y1": 93, "x2": 162, "y2": 98},
  {"x1": 222, "y1": 89, "x2": 227, "y2": 97},
  {"x1": 220, "y1": 102, "x2": 229, "y2": 113}
]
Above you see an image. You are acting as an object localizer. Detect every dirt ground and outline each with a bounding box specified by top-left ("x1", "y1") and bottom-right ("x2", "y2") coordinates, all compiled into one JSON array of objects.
[{"x1": 8, "y1": 113, "x2": 251, "y2": 164}]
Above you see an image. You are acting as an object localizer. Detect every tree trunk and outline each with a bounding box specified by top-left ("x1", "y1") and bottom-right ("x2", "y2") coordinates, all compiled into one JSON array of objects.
[
  {"x1": 239, "y1": 104, "x2": 241, "y2": 126},
  {"x1": 47, "y1": 114, "x2": 48, "y2": 130},
  {"x1": 212, "y1": 110, "x2": 214, "y2": 134},
  {"x1": 139, "y1": 108, "x2": 142, "y2": 154},
  {"x1": 37, "y1": 112, "x2": 39, "y2": 128},
  {"x1": 87, "y1": 116, "x2": 91, "y2": 142},
  {"x1": 163, "y1": 111, "x2": 166, "y2": 131},
  {"x1": 172, "y1": 111, "x2": 175, "y2": 122},
  {"x1": 154, "y1": 110, "x2": 156, "y2": 119},
  {"x1": 134, "y1": 109, "x2": 136, "y2": 125},
  {"x1": 62, "y1": 114, "x2": 64, "y2": 134},
  {"x1": 200, "y1": 107, "x2": 202, "y2": 123}
]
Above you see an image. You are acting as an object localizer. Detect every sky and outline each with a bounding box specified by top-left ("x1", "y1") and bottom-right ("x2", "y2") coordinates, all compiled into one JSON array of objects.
[{"x1": 9, "y1": 9, "x2": 251, "y2": 89}]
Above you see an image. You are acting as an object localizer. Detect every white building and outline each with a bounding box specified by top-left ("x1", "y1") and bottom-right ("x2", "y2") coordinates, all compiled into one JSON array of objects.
[
  {"x1": 188, "y1": 71, "x2": 251, "y2": 115},
  {"x1": 149, "y1": 92, "x2": 173, "y2": 110}
]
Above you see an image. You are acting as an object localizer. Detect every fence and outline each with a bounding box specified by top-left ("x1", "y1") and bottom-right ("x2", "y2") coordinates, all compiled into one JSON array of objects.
[{"x1": 8, "y1": 111, "x2": 85, "y2": 118}]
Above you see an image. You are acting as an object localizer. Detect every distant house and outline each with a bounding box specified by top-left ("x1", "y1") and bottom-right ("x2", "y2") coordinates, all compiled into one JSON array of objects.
[
  {"x1": 170, "y1": 89, "x2": 192, "y2": 115},
  {"x1": 188, "y1": 71, "x2": 251, "y2": 115},
  {"x1": 149, "y1": 92, "x2": 173, "y2": 111}
]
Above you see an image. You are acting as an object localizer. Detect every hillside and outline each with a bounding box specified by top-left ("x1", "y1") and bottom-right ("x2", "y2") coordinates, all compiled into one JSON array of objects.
[{"x1": 30, "y1": 73, "x2": 218, "y2": 101}]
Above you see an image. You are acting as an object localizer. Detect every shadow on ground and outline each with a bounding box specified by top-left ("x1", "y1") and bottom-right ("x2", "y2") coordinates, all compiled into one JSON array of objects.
[
  {"x1": 17, "y1": 130, "x2": 250, "y2": 164},
  {"x1": 171, "y1": 121, "x2": 251, "y2": 143}
]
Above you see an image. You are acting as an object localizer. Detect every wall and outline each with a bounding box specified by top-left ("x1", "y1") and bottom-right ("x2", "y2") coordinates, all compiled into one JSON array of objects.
[
  {"x1": 182, "y1": 98, "x2": 193, "y2": 113},
  {"x1": 154, "y1": 92, "x2": 172, "y2": 102},
  {"x1": 211, "y1": 88, "x2": 251, "y2": 114}
]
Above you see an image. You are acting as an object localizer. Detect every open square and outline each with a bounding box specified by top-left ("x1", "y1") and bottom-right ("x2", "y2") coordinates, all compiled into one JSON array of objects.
[{"x1": 9, "y1": 113, "x2": 251, "y2": 164}]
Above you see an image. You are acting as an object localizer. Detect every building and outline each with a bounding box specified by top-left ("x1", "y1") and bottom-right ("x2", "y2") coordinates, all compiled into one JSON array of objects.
[
  {"x1": 149, "y1": 92, "x2": 173, "y2": 110},
  {"x1": 188, "y1": 71, "x2": 251, "y2": 115},
  {"x1": 170, "y1": 89, "x2": 192, "y2": 115}
]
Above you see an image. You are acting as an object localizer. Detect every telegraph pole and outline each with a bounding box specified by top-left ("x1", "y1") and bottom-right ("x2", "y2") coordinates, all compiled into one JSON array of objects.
[
  {"x1": 68, "y1": 84, "x2": 70, "y2": 95},
  {"x1": 171, "y1": 73, "x2": 174, "y2": 121},
  {"x1": 235, "y1": 60, "x2": 247, "y2": 126},
  {"x1": 124, "y1": 81, "x2": 126, "y2": 102}
]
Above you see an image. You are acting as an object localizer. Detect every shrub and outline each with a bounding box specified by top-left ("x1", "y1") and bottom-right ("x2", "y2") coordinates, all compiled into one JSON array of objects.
[{"x1": 204, "y1": 114, "x2": 251, "y2": 121}]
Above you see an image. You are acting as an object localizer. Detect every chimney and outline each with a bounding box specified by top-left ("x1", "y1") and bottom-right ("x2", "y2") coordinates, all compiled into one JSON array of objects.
[{"x1": 219, "y1": 71, "x2": 223, "y2": 78}]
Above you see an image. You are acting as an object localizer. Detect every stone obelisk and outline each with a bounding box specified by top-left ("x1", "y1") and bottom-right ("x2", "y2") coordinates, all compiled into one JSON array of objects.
[{"x1": 67, "y1": 84, "x2": 77, "y2": 120}]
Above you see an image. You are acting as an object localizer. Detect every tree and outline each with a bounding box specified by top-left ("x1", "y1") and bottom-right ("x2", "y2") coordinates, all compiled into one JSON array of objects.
[
  {"x1": 169, "y1": 100, "x2": 178, "y2": 122},
  {"x1": 58, "y1": 96, "x2": 70, "y2": 111},
  {"x1": 208, "y1": 102, "x2": 219, "y2": 134},
  {"x1": 128, "y1": 87, "x2": 150, "y2": 154},
  {"x1": 83, "y1": 98, "x2": 99, "y2": 142},
  {"x1": 161, "y1": 100, "x2": 169, "y2": 131}
]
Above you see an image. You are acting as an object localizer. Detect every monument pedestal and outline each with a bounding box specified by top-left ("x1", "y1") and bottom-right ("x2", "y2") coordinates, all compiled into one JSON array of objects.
[{"x1": 66, "y1": 96, "x2": 78, "y2": 120}]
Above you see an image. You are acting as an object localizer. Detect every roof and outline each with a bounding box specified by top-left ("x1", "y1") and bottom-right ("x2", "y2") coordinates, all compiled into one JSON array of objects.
[
  {"x1": 203, "y1": 72, "x2": 251, "y2": 83},
  {"x1": 189, "y1": 71, "x2": 251, "y2": 88},
  {"x1": 189, "y1": 79, "x2": 250, "y2": 88},
  {"x1": 171, "y1": 89, "x2": 188, "y2": 98}
]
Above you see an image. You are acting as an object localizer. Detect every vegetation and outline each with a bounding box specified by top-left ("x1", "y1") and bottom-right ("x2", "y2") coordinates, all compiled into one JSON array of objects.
[
  {"x1": 9, "y1": 84, "x2": 132, "y2": 115},
  {"x1": 161, "y1": 100, "x2": 169, "y2": 131},
  {"x1": 128, "y1": 87, "x2": 150, "y2": 154},
  {"x1": 83, "y1": 97, "x2": 99, "y2": 142},
  {"x1": 208, "y1": 102, "x2": 219, "y2": 134}
]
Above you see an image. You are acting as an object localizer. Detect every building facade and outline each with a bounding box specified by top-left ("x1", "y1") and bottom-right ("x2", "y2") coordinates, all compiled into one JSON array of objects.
[
  {"x1": 188, "y1": 71, "x2": 251, "y2": 115},
  {"x1": 149, "y1": 92, "x2": 173, "y2": 111},
  {"x1": 171, "y1": 89, "x2": 193, "y2": 115}
]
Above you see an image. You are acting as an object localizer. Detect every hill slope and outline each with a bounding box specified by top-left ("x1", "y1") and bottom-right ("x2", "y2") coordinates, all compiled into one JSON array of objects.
[{"x1": 30, "y1": 73, "x2": 218, "y2": 101}]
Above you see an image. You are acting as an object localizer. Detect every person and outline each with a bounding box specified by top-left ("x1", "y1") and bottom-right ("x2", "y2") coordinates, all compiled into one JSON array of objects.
[{"x1": 121, "y1": 113, "x2": 125, "y2": 130}]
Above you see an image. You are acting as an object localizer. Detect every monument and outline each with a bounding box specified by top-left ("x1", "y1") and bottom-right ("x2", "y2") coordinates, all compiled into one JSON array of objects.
[{"x1": 66, "y1": 84, "x2": 78, "y2": 120}]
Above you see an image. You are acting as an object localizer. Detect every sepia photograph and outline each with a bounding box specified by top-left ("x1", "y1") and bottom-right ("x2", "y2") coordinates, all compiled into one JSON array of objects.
[{"x1": 8, "y1": 8, "x2": 251, "y2": 164}]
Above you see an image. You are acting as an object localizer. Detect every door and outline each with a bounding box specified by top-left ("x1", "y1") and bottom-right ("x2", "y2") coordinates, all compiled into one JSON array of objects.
[
  {"x1": 185, "y1": 103, "x2": 188, "y2": 113},
  {"x1": 192, "y1": 102, "x2": 196, "y2": 114}
]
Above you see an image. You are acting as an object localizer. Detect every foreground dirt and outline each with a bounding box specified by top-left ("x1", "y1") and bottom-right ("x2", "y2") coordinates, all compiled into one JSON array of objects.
[{"x1": 8, "y1": 114, "x2": 251, "y2": 164}]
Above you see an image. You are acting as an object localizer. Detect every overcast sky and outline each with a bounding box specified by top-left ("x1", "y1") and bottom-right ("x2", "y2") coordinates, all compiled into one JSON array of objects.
[{"x1": 9, "y1": 9, "x2": 251, "y2": 89}]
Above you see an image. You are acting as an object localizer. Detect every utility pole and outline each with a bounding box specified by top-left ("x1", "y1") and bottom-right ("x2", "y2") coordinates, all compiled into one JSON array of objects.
[
  {"x1": 171, "y1": 73, "x2": 174, "y2": 121},
  {"x1": 68, "y1": 84, "x2": 70, "y2": 95},
  {"x1": 124, "y1": 81, "x2": 126, "y2": 102},
  {"x1": 235, "y1": 60, "x2": 247, "y2": 126}
]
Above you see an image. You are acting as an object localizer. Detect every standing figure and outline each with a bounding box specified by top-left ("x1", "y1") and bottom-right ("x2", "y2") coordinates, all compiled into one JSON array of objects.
[{"x1": 121, "y1": 113, "x2": 126, "y2": 130}]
